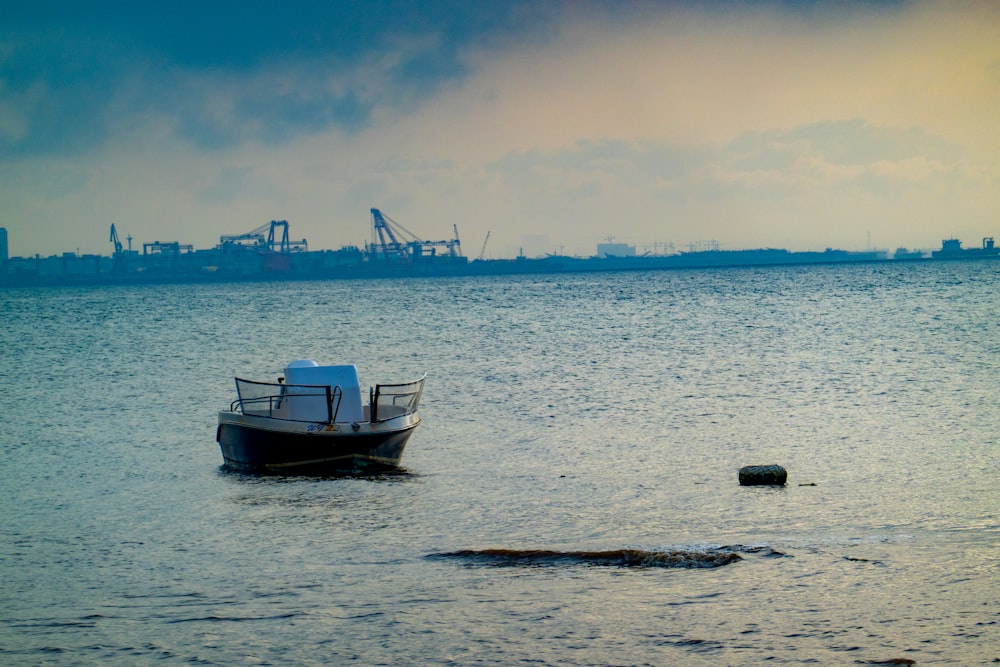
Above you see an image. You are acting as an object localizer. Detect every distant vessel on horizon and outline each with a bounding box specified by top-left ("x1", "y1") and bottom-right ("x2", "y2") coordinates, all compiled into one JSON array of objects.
[
  {"x1": 931, "y1": 237, "x2": 998, "y2": 260},
  {"x1": 892, "y1": 247, "x2": 928, "y2": 260}
]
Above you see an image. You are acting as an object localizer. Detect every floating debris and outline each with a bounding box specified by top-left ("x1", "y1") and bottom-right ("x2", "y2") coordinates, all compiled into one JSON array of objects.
[
  {"x1": 844, "y1": 556, "x2": 885, "y2": 566},
  {"x1": 739, "y1": 464, "x2": 788, "y2": 486}
]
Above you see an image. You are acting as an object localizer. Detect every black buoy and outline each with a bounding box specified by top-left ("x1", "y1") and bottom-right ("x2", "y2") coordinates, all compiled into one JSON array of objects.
[{"x1": 739, "y1": 464, "x2": 787, "y2": 486}]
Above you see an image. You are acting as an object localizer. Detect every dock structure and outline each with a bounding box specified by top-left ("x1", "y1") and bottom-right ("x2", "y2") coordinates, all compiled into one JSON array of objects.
[{"x1": 2, "y1": 218, "x2": 996, "y2": 287}]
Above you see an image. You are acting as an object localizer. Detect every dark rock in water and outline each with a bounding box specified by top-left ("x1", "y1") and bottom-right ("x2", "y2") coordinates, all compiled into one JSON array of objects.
[
  {"x1": 739, "y1": 464, "x2": 787, "y2": 486},
  {"x1": 429, "y1": 547, "x2": 742, "y2": 569}
]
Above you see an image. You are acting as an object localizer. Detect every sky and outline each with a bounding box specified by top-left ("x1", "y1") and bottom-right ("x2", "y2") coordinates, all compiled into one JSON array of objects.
[{"x1": 1, "y1": 0, "x2": 999, "y2": 259}]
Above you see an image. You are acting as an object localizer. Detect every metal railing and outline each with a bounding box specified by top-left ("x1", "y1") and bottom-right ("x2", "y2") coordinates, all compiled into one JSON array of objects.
[
  {"x1": 370, "y1": 375, "x2": 426, "y2": 422},
  {"x1": 233, "y1": 378, "x2": 343, "y2": 423}
]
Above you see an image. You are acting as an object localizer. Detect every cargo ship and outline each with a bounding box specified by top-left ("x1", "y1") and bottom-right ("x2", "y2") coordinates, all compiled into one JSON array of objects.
[{"x1": 931, "y1": 237, "x2": 998, "y2": 259}]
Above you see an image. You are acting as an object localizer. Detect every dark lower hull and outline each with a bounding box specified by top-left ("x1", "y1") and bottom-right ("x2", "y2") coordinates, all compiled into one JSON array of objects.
[
  {"x1": 217, "y1": 419, "x2": 418, "y2": 475},
  {"x1": 931, "y1": 250, "x2": 1000, "y2": 259}
]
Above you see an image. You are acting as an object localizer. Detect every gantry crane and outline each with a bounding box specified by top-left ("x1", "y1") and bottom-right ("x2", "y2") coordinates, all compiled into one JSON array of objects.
[
  {"x1": 368, "y1": 208, "x2": 462, "y2": 263},
  {"x1": 143, "y1": 241, "x2": 193, "y2": 255},
  {"x1": 220, "y1": 222, "x2": 269, "y2": 248},
  {"x1": 219, "y1": 221, "x2": 307, "y2": 253}
]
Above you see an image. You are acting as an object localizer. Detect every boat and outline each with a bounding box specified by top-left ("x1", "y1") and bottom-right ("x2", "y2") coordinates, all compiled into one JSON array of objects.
[
  {"x1": 931, "y1": 237, "x2": 999, "y2": 259},
  {"x1": 892, "y1": 247, "x2": 926, "y2": 260},
  {"x1": 216, "y1": 360, "x2": 425, "y2": 474}
]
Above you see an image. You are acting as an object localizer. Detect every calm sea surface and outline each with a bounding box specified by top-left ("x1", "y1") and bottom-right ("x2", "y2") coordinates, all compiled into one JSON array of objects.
[{"x1": 1, "y1": 261, "x2": 998, "y2": 666}]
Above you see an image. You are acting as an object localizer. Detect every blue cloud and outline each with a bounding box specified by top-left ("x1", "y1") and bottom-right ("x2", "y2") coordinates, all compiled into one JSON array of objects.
[
  {"x1": 0, "y1": 0, "x2": 556, "y2": 156},
  {"x1": 0, "y1": 0, "x2": 927, "y2": 158}
]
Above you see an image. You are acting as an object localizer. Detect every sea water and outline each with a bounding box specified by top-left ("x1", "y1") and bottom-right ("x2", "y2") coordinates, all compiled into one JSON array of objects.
[{"x1": 1, "y1": 261, "x2": 997, "y2": 666}]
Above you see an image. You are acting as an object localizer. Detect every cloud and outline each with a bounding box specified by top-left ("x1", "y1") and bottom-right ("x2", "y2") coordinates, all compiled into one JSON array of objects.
[
  {"x1": 485, "y1": 120, "x2": 974, "y2": 202},
  {"x1": 196, "y1": 166, "x2": 254, "y2": 205},
  {"x1": 706, "y1": 120, "x2": 970, "y2": 195},
  {"x1": 1, "y1": 1, "x2": 999, "y2": 257},
  {"x1": 0, "y1": 1, "x2": 557, "y2": 156}
]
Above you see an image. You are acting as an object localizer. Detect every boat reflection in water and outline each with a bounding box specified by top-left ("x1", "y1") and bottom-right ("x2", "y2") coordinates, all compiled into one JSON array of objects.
[{"x1": 216, "y1": 360, "x2": 425, "y2": 475}]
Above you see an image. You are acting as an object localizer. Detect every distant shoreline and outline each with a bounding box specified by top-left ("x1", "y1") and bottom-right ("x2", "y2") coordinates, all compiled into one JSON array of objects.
[{"x1": 1, "y1": 242, "x2": 996, "y2": 289}]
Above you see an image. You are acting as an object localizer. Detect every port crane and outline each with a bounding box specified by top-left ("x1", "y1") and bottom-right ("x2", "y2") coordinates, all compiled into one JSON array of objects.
[
  {"x1": 110, "y1": 224, "x2": 123, "y2": 255},
  {"x1": 219, "y1": 220, "x2": 308, "y2": 253},
  {"x1": 109, "y1": 224, "x2": 134, "y2": 254},
  {"x1": 109, "y1": 224, "x2": 134, "y2": 271},
  {"x1": 369, "y1": 208, "x2": 462, "y2": 263},
  {"x1": 478, "y1": 231, "x2": 491, "y2": 260}
]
